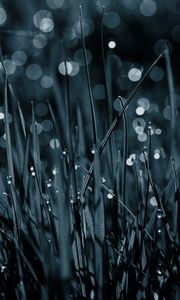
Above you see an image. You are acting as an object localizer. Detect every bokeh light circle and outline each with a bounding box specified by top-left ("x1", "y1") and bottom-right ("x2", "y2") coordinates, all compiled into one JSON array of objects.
[
  {"x1": 3, "y1": 59, "x2": 16, "y2": 75},
  {"x1": 139, "y1": 0, "x2": 157, "y2": 17},
  {"x1": 41, "y1": 76, "x2": 53, "y2": 88},
  {"x1": 108, "y1": 41, "x2": 116, "y2": 49},
  {"x1": 128, "y1": 68, "x2": 142, "y2": 82},
  {"x1": 46, "y1": 0, "x2": 64, "y2": 9},
  {"x1": 136, "y1": 107, "x2": 145, "y2": 116},
  {"x1": 39, "y1": 18, "x2": 54, "y2": 33},
  {"x1": 35, "y1": 103, "x2": 48, "y2": 117},
  {"x1": 104, "y1": 12, "x2": 120, "y2": 29},
  {"x1": 149, "y1": 66, "x2": 164, "y2": 82},
  {"x1": 137, "y1": 98, "x2": 150, "y2": 111},
  {"x1": 33, "y1": 34, "x2": 47, "y2": 49},
  {"x1": 0, "y1": 8, "x2": 7, "y2": 26},
  {"x1": 12, "y1": 51, "x2": 27, "y2": 66},
  {"x1": 26, "y1": 64, "x2": 42, "y2": 80}
]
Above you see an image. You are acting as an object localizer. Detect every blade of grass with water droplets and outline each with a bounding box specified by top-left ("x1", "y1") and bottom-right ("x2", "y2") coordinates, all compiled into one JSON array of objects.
[
  {"x1": 80, "y1": 54, "x2": 163, "y2": 200},
  {"x1": 4, "y1": 77, "x2": 15, "y2": 183}
]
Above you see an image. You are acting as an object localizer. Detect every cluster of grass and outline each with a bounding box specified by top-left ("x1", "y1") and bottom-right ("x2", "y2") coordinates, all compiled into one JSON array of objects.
[{"x1": 0, "y1": 7, "x2": 179, "y2": 300}]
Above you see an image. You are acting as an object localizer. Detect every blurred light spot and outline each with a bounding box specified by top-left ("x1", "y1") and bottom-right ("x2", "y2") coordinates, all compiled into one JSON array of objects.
[
  {"x1": 33, "y1": 10, "x2": 53, "y2": 30},
  {"x1": 30, "y1": 123, "x2": 43, "y2": 134},
  {"x1": 26, "y1": 64, "x2": 42, "y2": 80},
  {"x1": 47, "y1": 0, "x2": 64, "y2": 9},
  {"x1": 91, "y1": 149, "x2": 95, "y2": 154},
  {"x1": 58, "y1": 61, "x2": 72, "y2": 75},
  {"x1": 104, "y1": 12, "x2": 120, "y2": 29},
  {"x1": 149, "y1": 66, "x2": 164, "y2": 82},
  {"x1": 137, "y1": 97, "x2": 150, "y2": 110},
  {"x1": 0, "y1": 8, "x2": 7, "y2": 26},
  {"x1": 35, "y1": 103, "x2": 48, "y2": 117},
  {"x1": 138, "y1": 133, "x2": 147, "y2": 142},
  {"x1": 68, "y1": 61, "x2": 79, "y2": 76},
  {"x1": 0, "y1": 112, "x2": 4, "y2": 119},
  {"x1": 154, "y1": 39, "x2": 172, "y2": 56},
  {"x1": 96, "y1": 0, "x2": 110, "y2": 13},
  {"x1": 12, "y1": 51, "x2": 27, "y2": 66},
  {"x1": 74, "y1": 18, "x2": 95, "y2": 38},
  {"x1": 39, "y1": 18, "x2": 54, "y2": 33},
  {"x1": 171, "y1": 25, "x2": 180, "y2": 43},
  {"x1": 135, "y1": 125, "x2": 144, "y2": 134},
  {"x1": 128, "y1": 68, "x2": 142, "y2": 82},
  {"x1": 41, "y1": 75, "x2": 53, "y2": 88},
  {"x1": 133, "y1": 118, "x2": 146, "y2": 130},
  {"x1": 108, "y1": 41, "x2": 116, "y2": 49},
  {"x1": 150, "y1": 196, "x2": 157, "y2": 206},
  {"x1": 163, "y1": 105, "x2": 171, "y2": 120},
  {"x1": 136, "y1": 106, "x2": 145, "y2": 116},
  {"x1": 3, "y1": 59, "x2": 16, "y2": 75},
  {"x1": 63, "y1": 28, "x2": 76, "y2": 41},
  {"x1": 92, "y1": 84, "x2": 105, "y2": 100},
  {"x1": 42, "y1": 119, "x2": 53, "y2": 132},
  {"x1": 155, "y1": 128, "x2": 162, "y2": 135},
  {"x1": 139, "y1": 0, "x2": 157, "y2": 17},
  {"x1": 154, "y1": 152, "x2": 160, "y2": 159},
  {"x1": 50, "y1": 138, "x2": 60, "y2": 149},
  {"x1": 33, "y1": 34, "x2": 47, "y2": 49},
  {"x1": 63, "y1": 28, "x2": 78, "y2": 47},
  {"x1": 74, "y1": 48, "x2": 92, "y2": 66}
]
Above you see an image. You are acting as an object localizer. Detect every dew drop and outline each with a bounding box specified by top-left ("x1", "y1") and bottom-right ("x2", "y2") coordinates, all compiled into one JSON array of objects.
[
  {"x1": 107, "y1": 192, "x2": 113, "y2": 199},
  {"x1": 157, "y1": 209, "x2": 163, "y2": 219}
]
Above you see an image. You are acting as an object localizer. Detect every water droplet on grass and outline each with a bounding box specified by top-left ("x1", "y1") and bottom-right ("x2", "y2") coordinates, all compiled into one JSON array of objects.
[{"x1": 50, "y1": 138, "x2": 60, "y2": 149}]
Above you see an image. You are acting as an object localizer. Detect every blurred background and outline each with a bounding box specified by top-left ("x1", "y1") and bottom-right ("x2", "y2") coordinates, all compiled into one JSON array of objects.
[{"x1": 0, "y1": 0, "x2": 180, "y2": 189}]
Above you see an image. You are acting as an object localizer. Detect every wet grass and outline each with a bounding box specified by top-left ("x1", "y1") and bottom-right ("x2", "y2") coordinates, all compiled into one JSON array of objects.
[{"x1": 0, "y1": 9, "x2": 179, "y2": 300}]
